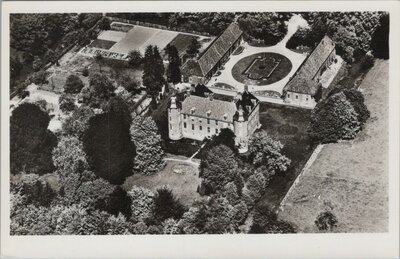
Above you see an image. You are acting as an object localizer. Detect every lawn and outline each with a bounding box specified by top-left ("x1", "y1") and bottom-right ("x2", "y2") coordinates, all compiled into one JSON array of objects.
[
  {"x1": 167, "y1": 33, "x2": 200, "y2": 58},
  {"x1": 278, "y1": 60, "x2": 389, "y2": 233},
  {"x1": 88, "y1": 39, "x2": 116, "y2": 50},
  {"x1": 256, "y1": 102, "x2": 316, "y2": 210},
  {"x1": 232, "y1": 52, "x2": 292, "y2": 86},
  {"x1": 122, "y1": 159, "x2": 203, "y2": 206}
]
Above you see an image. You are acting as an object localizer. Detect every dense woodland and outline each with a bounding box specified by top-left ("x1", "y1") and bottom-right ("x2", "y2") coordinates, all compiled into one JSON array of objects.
[{"x1": 9, "y1": 11, "x2": 388, "y2": 234}]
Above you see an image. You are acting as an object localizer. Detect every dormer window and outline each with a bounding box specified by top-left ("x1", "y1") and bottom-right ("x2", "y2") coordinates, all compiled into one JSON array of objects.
[
  {"x1": 223, "y1": 114, "x2": 228, "y2": 120},
  {"x1": 206, "y1": 110, "x2": 211, "y2": 117},
  {"x1": 191, "y1": 107, "x2": 196, "y2": 114}
]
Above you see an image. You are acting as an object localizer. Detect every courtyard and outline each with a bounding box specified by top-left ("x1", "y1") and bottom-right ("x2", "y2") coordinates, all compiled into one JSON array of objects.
[{"x1": 207, "y1": 14, "x2": 308, "y2": 96}]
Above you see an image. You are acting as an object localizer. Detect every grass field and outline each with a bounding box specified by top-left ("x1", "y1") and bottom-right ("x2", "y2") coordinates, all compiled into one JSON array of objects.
[
  {"x1": 122, "y1": 160, "x2": 203, "y2": 206},
  {"x1": 278, "y1": 59, "x2": 389, "y2": 233},
  {"x1": 110, "y1": 25, "x2": 178, "y2": 54},
  {"x1": 256, "y1": 103, "x2": 315, "y2": 210},
  {"x1": 168, "y1": 33, "x2": 199, "y2": 58}
]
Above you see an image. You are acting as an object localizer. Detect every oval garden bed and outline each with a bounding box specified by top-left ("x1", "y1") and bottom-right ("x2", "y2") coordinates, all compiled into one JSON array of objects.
[{"x1": 232, "y1": 52, "x2": 292, "y2": 86}]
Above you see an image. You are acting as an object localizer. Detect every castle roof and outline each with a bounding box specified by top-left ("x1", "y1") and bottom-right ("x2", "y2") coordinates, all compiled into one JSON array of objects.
[
  {"x1": 181, "y1": 95, "x2": 237, "y2": 122},
  {"x1": 284, "y1": 35, "x2": 334, "y2": 96}
]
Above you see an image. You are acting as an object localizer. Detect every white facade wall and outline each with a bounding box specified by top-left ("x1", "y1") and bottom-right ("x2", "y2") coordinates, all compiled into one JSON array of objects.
[
  {"x1": 180, "y1": 114, "x2": 234, "y2": 141},
  {"x1": 284, "y1": 91, "x2": 316, "y2": 109}
]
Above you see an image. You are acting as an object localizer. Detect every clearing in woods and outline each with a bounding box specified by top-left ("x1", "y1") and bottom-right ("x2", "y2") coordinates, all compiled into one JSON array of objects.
[{"x1": 278, "y1": 59, "x2": 389, "y2": 233}]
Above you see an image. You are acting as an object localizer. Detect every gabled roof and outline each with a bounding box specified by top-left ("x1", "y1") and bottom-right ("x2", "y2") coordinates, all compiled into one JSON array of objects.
[
  {"x1": 197, "y1": 23, "x2": 243, "y2": 77},
  {"x1": 181, "y1": 95, "x2": 237, "y2": 122},
  {"x1": 181, "y1": 59, "x2": 203, "y2": 78},
  {"x1": 296, "y1": 35, "x2": 335, "y2": 80},
  {"x1": 284, "y1": 78, "x2": 320, "y2": 96},
  {"x1": 284, "y1": 35, "x2": 335, "y2": 96}
]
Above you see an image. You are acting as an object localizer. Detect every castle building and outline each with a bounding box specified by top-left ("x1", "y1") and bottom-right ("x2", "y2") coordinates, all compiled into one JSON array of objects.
[
  {"x1": 181, "y1": 22, "x2": 244, "y2": 85},
  {"x1": 283, "y1": 35, "x2": 336, "y2": 108},
  {"x1": 168, "y1": 85, "x2": 260, "y2": 153}
]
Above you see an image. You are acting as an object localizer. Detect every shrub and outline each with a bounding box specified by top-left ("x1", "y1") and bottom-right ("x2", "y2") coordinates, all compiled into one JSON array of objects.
[
  {"x1": 153, "y1": 187, "x2": 185, "y2": 222},
  {"x1": 64, "y1": 74, "x2": 84, "y2": 94},
  {"x1": 59, "y1": 93, "x2": 77, "y2": 113},
  {"x1": 315, "y1": 211, "x2": 338, "y2": 231}
]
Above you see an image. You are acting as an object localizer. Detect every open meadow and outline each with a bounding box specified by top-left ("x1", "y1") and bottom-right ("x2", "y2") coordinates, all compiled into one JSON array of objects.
[{"x1": 278, "y1": 60, "x2": 389, "y2": 232}]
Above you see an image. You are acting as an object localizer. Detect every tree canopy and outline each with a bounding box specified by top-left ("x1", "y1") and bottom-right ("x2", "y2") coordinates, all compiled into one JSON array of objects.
[{"x1": 10, "y1": 102, "x2": 57, "y2": 175}]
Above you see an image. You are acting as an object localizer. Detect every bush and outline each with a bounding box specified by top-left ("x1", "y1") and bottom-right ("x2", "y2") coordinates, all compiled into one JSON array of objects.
[
  {"x1": 59, "y1": 93, "x2": 77, "y2": 113},
  {"x1": 153, "y1": 187, "x2": 185, "y2": 223},
  {"x1": 342, "y1": 88, "x2": 370, "y2": 125},
  {"x1": 64, "y1": 74, "x2": 84, "y2": 94},
  {"x1": 315, "y1": 211, "x2": 338, "y2": 231},
  {"x1": 127, "y1": 50, "x2": 143, "y2": 68},
  {"x1": 310, "y1": 92, "x2": 361, "y2": 143},
  {"x1": 361, "y1": 52, "x2": 375, "y2": 70}
]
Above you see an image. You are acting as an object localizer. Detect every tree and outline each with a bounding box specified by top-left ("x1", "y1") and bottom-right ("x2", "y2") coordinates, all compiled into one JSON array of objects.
[
  {"x1": 177, "y1": 207, "x2": 202, "y2": 234},
  {"x1": 371, "y1": 13, "x2": 389, "y2": 59},
  {"x1": 127, "y1": 50, "x2": 143, "y2": 68},
  {"x1": 248, "y1": 132, "x2": 291, "y2": 182},
  {"x1": 130, "y1": 116, "x2": 166, "y2": 175},
  {"x1": 14, "y1": 173, "x2": 56, "y2": 207},
  {"x1": 119, "y1": 74, "x2": 141, "y2": 93},
  {"x1": 52, "y1": 135, "x2": 89, "y2": 178},
  {"x1": 315, "y1": 211, "x2": 338, "y2": 231},
  {"x1": 245, "y1": 171, "x2": 266, "y2": 201},
  {"x1": 203, "y1": 196, "x2": 235, "y2": 234},
  {"x1": 128, "y1": 186, "x2": 155, "y2": 222},
  {"x1": 80, "y1": 72, "x2": 115, "y2": 108},
  {"x1": 94, "y1": 53, "x2": 103, "y2": 72},
  {"x1": 99, "y1": 17, "x2": 111, "y2": 30},
  {"x1": 166, "y1": 45, "x2": 181, "y2": 83},
  {"x1": 64, "y1": 74, "x2": 84, "y2": 94},
  {"x1": 10, "y1": 57, "x2": 23, "y2": 79},
  {"x1": 59, "y1": 93, "x2": 77, "y2": 113},
  {"x1": 162, "y1": 218, "x2": 179, "y2": 234},
  {"x1": 10, "y1": 103, "x2": 57, "y2": 175},
  {"x1": 186, "y1": 37, "x2": 201, "y2": 56},
  {"x1": 222, "y1": 182, "x2": 240, "y2": 205},
  {"x1": 83, "y1": 108, "x2": 135, "y2": 184},
  {"x1": 44, "y1": 48, "x2": 57, "y2": 64},
  {"x1": 32, "y1": 56, "x2": 42, "y2": 71},
  {"x1": 249, "y1": 205, "x2": 296, "y2": 234},
  {"x1": 153, "y1": 187, "x2": 185, "y2": 222},
  {"x1": 310, "y1": 92, "x2": 361, "y2": 143},
  {"x1": 62, "y1": 106, "x2": 95, "y2": 139},
  {"x1": 342, "y1": 88, "x2": 370, "y2": 125},
  {"x1": 30, "y1": 71, "x2": 48, "y2": 85},
  {"x1": 199, "y1": 144, "x2": 240, "y2": 194}
]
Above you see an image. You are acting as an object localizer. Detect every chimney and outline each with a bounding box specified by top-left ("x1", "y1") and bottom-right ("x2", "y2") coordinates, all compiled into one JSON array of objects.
[{"x1": 186, "y1": 88, "x2": 191, "y2": 97}]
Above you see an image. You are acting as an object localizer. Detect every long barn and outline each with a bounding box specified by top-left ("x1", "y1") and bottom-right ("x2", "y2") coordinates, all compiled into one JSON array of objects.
[{"x1": 181, "y1": 22, "x2": 243, "y2": 85}]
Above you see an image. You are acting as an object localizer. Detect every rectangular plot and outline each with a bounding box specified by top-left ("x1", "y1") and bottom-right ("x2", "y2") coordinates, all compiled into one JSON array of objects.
[
  {"x1": 110, "y1": 26, "x2": 158, "y2": 54},
  {"x1": 98, "y1": 30, "x2": 127, "y2": 42}
]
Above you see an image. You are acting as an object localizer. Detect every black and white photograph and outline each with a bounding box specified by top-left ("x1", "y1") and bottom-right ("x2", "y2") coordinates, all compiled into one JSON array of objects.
[{"x1": 1, "y1": 1, "x2": 399, "y2": 258}]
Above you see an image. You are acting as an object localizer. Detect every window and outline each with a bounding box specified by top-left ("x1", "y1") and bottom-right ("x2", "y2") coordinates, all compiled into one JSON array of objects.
[
  {"x1": 215, "y1": 128, "x2": 219, "y2": 134},
  {"x1": 207, "y1": 119, "x2": 210, "y2": 124},
  {"x1": 184, "y1": 122, "x2": 187, "y2": 128},
  {"x1": 296, "y1": 95, "x2": 298, "y2": 99},
  {"x1": 170, "y1": 124, "x2": 172, "y2": 130},
  {"x1": 287, "y1": 93, "x2": 290, "y2": 98},
  {"x1": 207, "y1": 127, "x2": 210, "y2": 133},
  {"x1": 192, "y1": 124, "x2": 194, "y2": 130},
  {"x1": 306, "y1": 97, "x2": 309, "y2": 101},
  {"x1": 169, "y1": 116, "x2": 171, "y2": 121},
  {"x1": 183, "y1": 114, "x2": 186, "y2": 119},
  {"x1": 199, "y1": 125, "x2": 202, "y2": 131},
  {"x1": 216, "y1": 120, "x2": 218, "y2": 125}
]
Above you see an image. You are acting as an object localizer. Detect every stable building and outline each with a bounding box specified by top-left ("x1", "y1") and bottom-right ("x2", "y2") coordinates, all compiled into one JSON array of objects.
[
  {"x1": 181, "y1": 22, "x2": 244, "y2": 85},
  {"x1": 168, "y1": 85, "x2": 260, "y2": 153},
  {"x1": 283, "y1": 35, "x2": 336, "y2": 108}
]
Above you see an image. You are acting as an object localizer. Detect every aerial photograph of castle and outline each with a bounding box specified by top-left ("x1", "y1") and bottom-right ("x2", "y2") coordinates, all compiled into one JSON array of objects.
[{"x1": 7, "y1": 10, "x2": 389, "y2": 235}]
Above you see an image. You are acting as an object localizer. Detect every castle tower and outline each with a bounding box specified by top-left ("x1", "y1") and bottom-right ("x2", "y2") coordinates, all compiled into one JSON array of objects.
[
  {"x1": 234, "y1": 105, "x2": 249, "y2": 153},
  {"x1": 168, "y1": 96, "x2": 183, "y2": 140}
]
